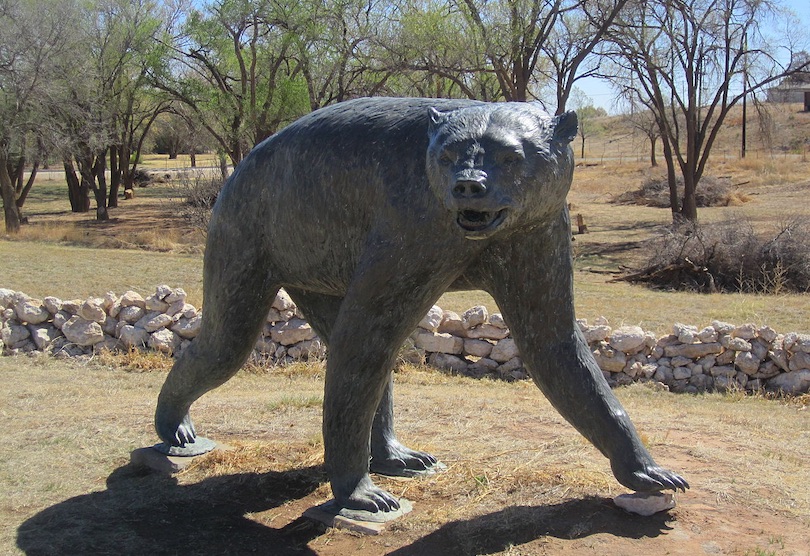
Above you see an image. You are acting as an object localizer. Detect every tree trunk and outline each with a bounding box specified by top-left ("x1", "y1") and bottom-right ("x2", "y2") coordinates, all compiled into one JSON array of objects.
[
  {"x1": 660, "y1": 137, "x2": 680, "y2": 223},
  {"x1": 580, "y1": 135, "x2": 586, "y2": 159},
  {"x1": 64, "y1": 158, "x2": 90, "y2": 213},
  {"x1": 680, "y1": 172, "x2": 698, "y2": 222},
  {"x1": 92, "y1": 152, "x2": 109, "y2": 221},
  {"x1": 649, "y1": 136, "x2": 658, "y2": 167},
  {"x1": 0, "y1": 152, "x2": 21, "y2": 234},
  {"x1": 190, "y1": 149, "x2": 196, "y2": 168},
  {"x1": 108, "y1": 147, "x2": 120, "y2": 208},
  {"x1": 16, "y1": 159, "x2": 38, "y2": 209},
  {"x1": 218, "y1": 151, "x2": 229, "y2": 181}
]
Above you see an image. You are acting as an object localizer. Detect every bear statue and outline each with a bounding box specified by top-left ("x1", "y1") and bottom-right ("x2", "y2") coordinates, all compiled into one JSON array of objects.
[{"x1": 155, "y1": 97, "x2": 688, "y2": 519}]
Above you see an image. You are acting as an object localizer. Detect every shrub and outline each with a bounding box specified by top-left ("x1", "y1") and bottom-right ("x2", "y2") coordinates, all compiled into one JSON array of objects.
[
  {"x1": 619, "y1": 218, "x2": 810, "y2": 293},
  {"x1": 176, "y1": 171, "x2": 224, "y2": 234},
  {"x1": 614, "y1": 175, "x2": 744, "y2": 208}
]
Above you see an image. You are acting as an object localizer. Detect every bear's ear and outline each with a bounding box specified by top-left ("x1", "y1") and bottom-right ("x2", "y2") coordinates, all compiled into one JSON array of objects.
[
  {"x1": 551, "y1": 111, "x2": 578, "y2": 145},
  {"x1": 427, "y1": 107, "x2": 449, "y2": 135}
]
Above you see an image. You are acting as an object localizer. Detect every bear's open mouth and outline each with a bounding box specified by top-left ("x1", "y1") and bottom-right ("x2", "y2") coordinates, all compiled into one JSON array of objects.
[{"x1": 456, "y1": 209, "x2": 507, "y2": 233}]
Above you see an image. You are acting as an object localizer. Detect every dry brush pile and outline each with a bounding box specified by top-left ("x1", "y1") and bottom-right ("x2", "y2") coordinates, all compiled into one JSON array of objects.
[{"x1": 1, "y1": 286, "x2": 809, "y2": 395}]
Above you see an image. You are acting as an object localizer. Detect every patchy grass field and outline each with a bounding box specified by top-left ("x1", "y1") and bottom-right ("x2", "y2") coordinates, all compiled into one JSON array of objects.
[
  {"x1": 1, "y1": 105, "x2": 810, "y2": 554},
  {"x1": 1, "y1": 356, "x2": 807, "y2": 555}
]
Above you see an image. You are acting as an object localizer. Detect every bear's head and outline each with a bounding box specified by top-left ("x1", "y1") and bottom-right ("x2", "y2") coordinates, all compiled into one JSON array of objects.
[{"x1": 426, "y1": 102, "x2": 577, "y2": 240}]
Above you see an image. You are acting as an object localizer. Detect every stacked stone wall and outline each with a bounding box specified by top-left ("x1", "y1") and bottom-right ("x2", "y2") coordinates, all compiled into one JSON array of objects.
[{"x1": 2, "y1": 287, "x2": 808, "y2": 395}]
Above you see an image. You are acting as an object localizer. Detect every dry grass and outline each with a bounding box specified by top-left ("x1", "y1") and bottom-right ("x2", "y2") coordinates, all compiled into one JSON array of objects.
[
  {"x1": 1, "y1": 356, "x2": 808, "y2": 555},
  {"x1": 0, "y1": 240, "x2": 203, "y2": 305}
]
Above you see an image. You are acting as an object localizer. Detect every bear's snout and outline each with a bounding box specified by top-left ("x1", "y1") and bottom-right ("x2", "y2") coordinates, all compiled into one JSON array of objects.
[{"x1": 452, "y1": 169, "x2": 488, "y2": 199}]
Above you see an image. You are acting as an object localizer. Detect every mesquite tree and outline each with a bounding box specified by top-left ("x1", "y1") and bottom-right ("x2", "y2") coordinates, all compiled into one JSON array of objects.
[{"x1": 605, "y1": 0, "x2": 809, "y2": 222}]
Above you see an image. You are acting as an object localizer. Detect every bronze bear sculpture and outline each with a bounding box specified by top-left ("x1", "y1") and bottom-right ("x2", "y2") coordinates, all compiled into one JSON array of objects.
[{"x1": 155, "y1": 97, "x2": 688, "y2": 517}]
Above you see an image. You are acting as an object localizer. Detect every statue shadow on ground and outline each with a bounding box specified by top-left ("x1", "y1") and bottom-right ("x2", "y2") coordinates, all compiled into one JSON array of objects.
[
  {"x1": 17, "y1": 464, "x2": 673, "y2": 556},
  {"x1": 16, "y1": 463, "x2": 327, "y2": 556},
  {"x1": 390, "y1": 496, "x2": 675, "y2": 556}
]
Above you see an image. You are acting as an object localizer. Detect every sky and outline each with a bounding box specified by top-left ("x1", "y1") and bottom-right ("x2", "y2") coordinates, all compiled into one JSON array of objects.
[{"x1": 578, "y1": 0, "x2": 810, "y2": 114}]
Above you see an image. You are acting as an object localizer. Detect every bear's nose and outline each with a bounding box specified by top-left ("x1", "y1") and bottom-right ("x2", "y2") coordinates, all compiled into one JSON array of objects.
[{"x1": 453, "y1": 179, "x2": 487, "y2": 199}]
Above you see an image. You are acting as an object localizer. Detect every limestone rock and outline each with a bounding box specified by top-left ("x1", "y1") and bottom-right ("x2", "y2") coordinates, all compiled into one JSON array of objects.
[
  {"x1": 794, "y1": 334, "x2": 810, "y2": 353},
  {"x1": 165, "y1": 288, "x2": 187, "y2": 304},
  {"x1": 155, "y1": 284, "x2": 173, "y2": 300},
  {"x1": 2, "y1": 322, "x2": 31, "y2": 347},
  {"x1": 0, "y1": 288, "x2": 15, "y2": 308},
  {"x1": 117, "y1": 305, "x2": 145, "y2": 324},
  {"x1": 766, "y1": 369, "x2": 810, "y2": 395},
  {"x1": 758, "y1": 326, "x2": 778, "y2": 343},
  {"x1": 13, "y1": 295, "x2": 49, "y2": 325},
  {"x1": 489, "y1": 313, "x2": 507, "y2": 329},
  {"x1": 732, "y1": 323, "x2": 758, "y2": 340},
  {"x1": 673, "y1": 323, "x2": 698, "y2": 344},
  {"x1": 583, "y1": 324, "x2": 611, "y2": 343},
  {"x1": 62, "y1": 316, "x2": 105, "y2": 346},
  {"x1": 79, "y1": 298, "x2": 107, "y2": 323},
  {"x1": 466, "y1": 324, "x2": 509, "y2": 340},
  {"x1": 42, "y1": 296, "x2": 63, "y2": 315},
  {"x1": 711, "y1": 320, "x2": 736, "y2": 335},
  {"x1": 145, "y1": 294, "x2": 170, "y2": 312},
  {"x1": 614, "y1": 492, "x2": 676, "y2": 516},
  {"x1": 697, "y1": 326, "x2": 718, "y2": 343},
  {"x1": 788, "y1": 351, "x2": 810, "y2": 372},
  {"x1": 461, "y1": 305, "x2": 488, "y2": 329},
  {"x1": 664, "y1": 342, "x2": 722, "y2": 359},
  {"x1": 94, "y1": 336, "x2": 122, "y2": 353},
  {"x1": 119, "y1": 325, "x2": 150, "y2": 350},
  {"x1": 27, "y1": 324, "x2": 61, "y2": 350},
  {"x1": 414, "y1": 330, "x2": 463, "y2": 355},
  {"x1": 270, "y1": 318, "x2": 316, "y2": 346},
  {"x1": 428, "y1": 352, "x2": 468, "y2": 373},
  {"x1": 418, "y1": 305, "x2": 443, "y2": 331},
  {"x1": 287, "y1": 338, "x2": 326, "y2": 360},
  {"x1": 143, "y1": 313, "x2": 173, "y2": 333},
  {"x1": 272, "y1": 289, "x2": 295, "y2": 311},
  {"x1": 52, "y1": 310, "x2": 70, "y2": 330},
  {"x1": 726, "y1": 337, "x2": 752, "y2": 352},
  {"x1": 101, "y1": 316, "x2": 118, "y2": 337},
  {"x1": 489, "y1": 338, "x2": 519, "y2": 363},
  {"x1": 735, "y1": 351, "x2": 761, "y2": 376},
  {"x1": 149, "y1": 328, "x2": 179, "y2": 354},
  {"x1": 171, "y1": 316, "x2": 202, "y2": 339},
  {"x1": 609, "y1": 326, "x2": 646, "y2": 353},
  {"x1": 120, "y1": 290, "x2": 146, "y2": 308},
  {"x1": 60, "y1": 299, "x2": 83, "y2": 314},
  {"x1": 463, "y1": 338, "x2": 493, "y2": 358},
  {"x1": 165, "y1": 300, "x2": 189, "y2": 317},
  {"x1": 593, "y1": 346, "x2": 627, "y2": 373},
  {"x1": 437, "y1": 311, "x2": 466, "y2": 336}
]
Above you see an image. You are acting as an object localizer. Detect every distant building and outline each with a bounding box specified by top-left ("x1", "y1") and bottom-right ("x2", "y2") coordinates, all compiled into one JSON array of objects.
[
  {"x1": 766, "y1": 82, "x2": 810, "y2": 111},
  {"x1": 767, "y1": 53, "x2": 810, "y2": 111}
]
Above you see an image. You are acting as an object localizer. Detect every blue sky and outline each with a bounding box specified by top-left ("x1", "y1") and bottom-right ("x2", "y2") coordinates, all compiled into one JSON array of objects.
[{"x1": 578, "y1": 0, "x2": 810, "y2": 114}]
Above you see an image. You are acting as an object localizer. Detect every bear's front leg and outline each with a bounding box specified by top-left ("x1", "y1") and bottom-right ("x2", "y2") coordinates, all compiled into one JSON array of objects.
[
  {"x1": 322, "y1": 246, "x2": 455, "y2": 514},
  {"x1": 481, "y1": 210, "x2": 688, "y2": 493}
]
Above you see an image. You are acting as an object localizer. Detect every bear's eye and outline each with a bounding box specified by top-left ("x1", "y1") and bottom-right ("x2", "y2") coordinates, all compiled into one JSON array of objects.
[
  {"x1": 500, "y1": 151, "x2": 524, "y2": 165},
  {"x1": 438, "y1": 151, "x2": 455, "y2": 166}
]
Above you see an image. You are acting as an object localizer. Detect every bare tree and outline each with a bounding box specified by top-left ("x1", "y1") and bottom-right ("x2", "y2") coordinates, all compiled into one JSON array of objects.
[
  {"x1": 541, "y1": 0, "x2": 629, "y2": 113},
  {"x1": 0, "y1": 0, "x2": 70, "y2": 232},
  {"x1": 606, "y1": 0, "x2": 810, "y2": 222},
  {"x1": 154, "y1": 0, "x2": 313, "y2": 167}
]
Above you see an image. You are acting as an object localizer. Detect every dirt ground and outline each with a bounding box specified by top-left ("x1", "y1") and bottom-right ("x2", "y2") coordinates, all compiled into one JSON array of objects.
[{"x1": 3, "y1": 357, "x2": 807, "y2": 556}]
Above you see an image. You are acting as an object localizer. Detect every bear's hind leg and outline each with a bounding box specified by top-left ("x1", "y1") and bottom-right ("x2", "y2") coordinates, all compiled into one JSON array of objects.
[
  {"x1": 285, "y1": 288, "x2": 440, "y2": 477},
  {"x1": 155, "y1": 236, "x2": 279, "y2": 449}
]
